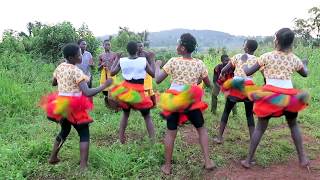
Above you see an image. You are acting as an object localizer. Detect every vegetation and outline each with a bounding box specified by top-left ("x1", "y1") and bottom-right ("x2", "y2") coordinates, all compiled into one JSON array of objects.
[{"x1": 0, "y1": 7, "x2": 319, "y2": 179}]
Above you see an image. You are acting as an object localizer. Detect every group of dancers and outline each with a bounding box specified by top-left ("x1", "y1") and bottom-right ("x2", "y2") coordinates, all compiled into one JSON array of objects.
[{"x1": 40, "y1": 27, "x2": 310, "y2": 174}]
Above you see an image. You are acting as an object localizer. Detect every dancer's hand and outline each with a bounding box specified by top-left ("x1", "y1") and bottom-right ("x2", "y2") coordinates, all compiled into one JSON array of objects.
[
  {"x1": 103, "y1": 78, "x2": 113, "y2": 88},
  {"x1": 302, "y1": 59, "x2": 308, "y2": 66},
  {"x1": 156, "y1": 60, "x2": 163, "y2": 67}
]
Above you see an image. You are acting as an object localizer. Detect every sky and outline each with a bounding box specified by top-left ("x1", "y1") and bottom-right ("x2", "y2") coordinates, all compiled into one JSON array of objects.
[{"x1": 0, "y1": 0, "x2": 318, "y2": 37}]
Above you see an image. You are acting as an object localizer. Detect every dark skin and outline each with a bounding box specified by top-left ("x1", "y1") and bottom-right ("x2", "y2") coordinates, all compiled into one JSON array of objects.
[
  {"x1": 155, "y1": 42, "x2": 214, "y2": 175},
  {"x1": 241, "y1": 38, "x2": 310, "y2": 169},
  {"x1": 110, "y1": 47, "x2": 155, "y2": 144},
  {"x1": 137, "y1": 42, "x2": 156, "y2": 78},
  {"x1": 49, "y1": 48, "x2": 112, "y2": 170},
  {"x1": 212, "y1": 57, "x2": 230, "y2": 87},
  {"x1": 213, "y1": 40, "x2": 257, "y2": 144},
  {"x1": 137, "y1": 42, "x2": 157, "y2": 107},
  {"x1": 98, "y1": 41, "x2": 117, "y2": 71}
]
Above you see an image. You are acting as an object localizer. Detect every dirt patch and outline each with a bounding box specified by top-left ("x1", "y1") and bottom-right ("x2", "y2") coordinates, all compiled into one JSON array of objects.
[
  {"x1": 27, "y1": 173, "x2": 66, "y2": 180},
  {"x1": 204, "y1": 157, "x2": 320, "y2": 180},
  {"x1": 269, "y1": 123, "x2": 288, "y2": 131},
  {"x1": 92, "y1": 134, "x2": 118, "y2": 147},
  {"x1": 180, "y1": 125, "x2": 199, "y2": 145}
]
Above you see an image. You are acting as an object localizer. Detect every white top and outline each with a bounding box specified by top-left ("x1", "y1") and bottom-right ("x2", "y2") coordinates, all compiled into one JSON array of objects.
[
  {"x1": 58, "y1": 92, "x2": 82, "y2": 97},
  {"x1": 233, "y1": 76, "x2": 253, "y2": 81},
  {"x1": 169, "y1": 83, "x2": 186, "y2": 92},
  {"x1": 120, "y1": 57, "x2": 147, "y2": 80},
  {"x1": 266, "y1": 79, "x2": 293, "y2": 89}
]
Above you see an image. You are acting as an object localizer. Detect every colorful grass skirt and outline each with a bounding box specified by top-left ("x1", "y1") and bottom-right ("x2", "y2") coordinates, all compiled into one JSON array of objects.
[
  {"x1": 39, "y1": 92, "x2": 93, "y2": 124},
  {"x1": 110, "y1": 81, "x2": 153, "y2": 110},
  {"x1": 159, "y1": 85, "x2": 208, "y2": 125},
  {"x1": 248, "y1": 85, "x2": 309, "y2": 118},
  {"x1": 221, "y1": 78, "x2": 259, "y2": 101}
]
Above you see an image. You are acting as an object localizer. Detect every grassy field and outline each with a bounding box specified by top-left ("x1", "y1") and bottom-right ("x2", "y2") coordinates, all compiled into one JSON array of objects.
[{"x1": 0, "y1": 47, "x2": 319, "y2": 179}]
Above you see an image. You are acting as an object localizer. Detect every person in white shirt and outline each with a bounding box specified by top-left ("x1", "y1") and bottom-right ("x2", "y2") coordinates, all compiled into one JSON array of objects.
[{"x1": 110, "y1": 41, "x2": 156, "y2": 144}]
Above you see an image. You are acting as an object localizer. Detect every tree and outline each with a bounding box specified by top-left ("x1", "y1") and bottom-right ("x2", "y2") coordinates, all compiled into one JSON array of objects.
[
  {"x1": 77, "y1": 23, "x2": 101, "y2": 56},
  {"x1": 294, "y1": 6, "x2": 320, "y2": 46},
  {"x1": 30, "y1": 21, "x2": 79, "y2": 61},
  {"x1": 0, "y1": 30, "x2": 25, "y2": 53},
  {"x1": 110, "y1": 27, "x2": 143, "y2": 55}
]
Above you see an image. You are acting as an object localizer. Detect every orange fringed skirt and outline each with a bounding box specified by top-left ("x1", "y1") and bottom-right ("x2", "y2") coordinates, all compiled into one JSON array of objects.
[
  {"x1": 221, "y1": 78, "x2": 259, "y2": 101},
  {"x1": 39, "y1": 92, "x2": 93, "y2": 124},
  {"x1": 160, "y1": 85, "x2": 208, "y2": 125},
  {"x1": 248, "y1": 85, "x2": 309, "y2": 118},
  {"x1": 110, "y1": 81, "x2": 153, "y2": 110}
]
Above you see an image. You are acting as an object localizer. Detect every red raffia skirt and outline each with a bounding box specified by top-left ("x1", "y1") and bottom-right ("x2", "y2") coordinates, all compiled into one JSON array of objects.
[
  {"x1": 248, "y1": 85, "x2": 309, "y2": 118},
  {"x1": 39, "y1": 92, "x2": 93, "y2": 124},
  {"x1": 159, "y1": 85, "x2": 208, "y2": 125},
  {"x1": 110, "y1": 81, "x2": 153, "y2": 110},
  {"x1": 221, "y1": 78, "x2": 259, "y2": 101}
]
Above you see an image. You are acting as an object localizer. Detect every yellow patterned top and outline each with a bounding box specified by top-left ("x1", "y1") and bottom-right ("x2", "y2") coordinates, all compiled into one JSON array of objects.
[
  {"x1": 258, "y1": 51, "x2": 304, "y2": 80},
  {"x1": 53, "y1": 62, "x2": 89, "y2": 93},
  {"x1": 231, "y1": 53, "x2": 258, "y2": 78},
  {"x1": 163, "y1": 57, "x2": 208, "y2": 85}
]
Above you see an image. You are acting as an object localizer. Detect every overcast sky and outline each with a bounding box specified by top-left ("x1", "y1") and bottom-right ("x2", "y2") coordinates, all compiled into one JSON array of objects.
[{"x1": 0, "y1": 0, "x2": 318, "y2": 37}]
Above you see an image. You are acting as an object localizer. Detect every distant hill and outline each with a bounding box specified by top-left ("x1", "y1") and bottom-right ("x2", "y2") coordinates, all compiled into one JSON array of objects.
[
  {"x1": 148, "y1": 28, "x2": 246, "y2": 50},
  {"x1": 99, "y1": 28, "x2": 264, "y2": 50}
]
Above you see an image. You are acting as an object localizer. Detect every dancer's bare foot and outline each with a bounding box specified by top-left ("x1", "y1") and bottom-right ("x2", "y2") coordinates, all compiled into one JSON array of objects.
[
  {"x1": 241, "y1": 160, "x2": 251, "y2": 169},
  {"x1": 48, "y1": 157, "x2": 60, "y2": 164},
  {"x1": 80, "y1": 163, "x2": 88, "y2": 171},
  {"x1": 300, "y1": 158, "x2": 311, "y2": 170},
  {"x1": 213, "y1": 136, "x2": 223, "y2": 144},
  {"x1": 161, "y1": 164, "x2": 171, "y2": 175},
  {"x1": 119, "y1": 135, "x2": 126, "y2": 144},
  {"x1": 204, "y1": 160, "x2": 216, "y2": 170}
]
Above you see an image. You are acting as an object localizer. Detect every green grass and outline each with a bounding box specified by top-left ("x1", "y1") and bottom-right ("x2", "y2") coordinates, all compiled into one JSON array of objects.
[{"x1": 0, "y1": 47, "x2": 319, "y2": 179}]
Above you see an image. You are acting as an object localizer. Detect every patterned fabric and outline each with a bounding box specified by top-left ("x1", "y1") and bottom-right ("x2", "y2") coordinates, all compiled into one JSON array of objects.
[
  {"x1": 162, "y1": 57, "x2": 208, "y2": 85},
  {"x1": 99, "y1": 51, "x2": 116, "y2": 70},
  {"x1": 231, "y1": 53, "x2": 258, "y2": 78},
  {"x1": 39, "y1": 92, "x2": 93, "y2": 124},
  {"x1": 248, "y1": 85, "x2": 309, "y2": 118},
  {"x1": 53, "y1": 62, "x2": 89, "y2": 93},
  {"x1": 258, "y1": 51, "x2": 304, "y2": 80},
  {"x1": 110, "y1": 81, "x2": 153, "y2": 110},
  {"x1": 221, "y1": 78, "x2": 259, "y2": 101},
  {"x1": 144, "y1": 74, "x2": 153, "y2": 90},
  {"x1": 160, "y1": 85, "x2": 208, "y2": 125}
]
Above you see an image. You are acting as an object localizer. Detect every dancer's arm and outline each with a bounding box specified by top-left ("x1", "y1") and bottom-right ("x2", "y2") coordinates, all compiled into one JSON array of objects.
[
  {"x1": 297, "y1": 59, "x2": 308, "y2": 77},
  {"x1": 202, "y1": 76, "x2": 212, "y2": 89},
  {"x1": 145, "y1": 51, "x2": 155, "y2": 77},
  {"x1": 243, "y1": 62, "x2": 260, "y2": 76},
  {"x1": 155, "y1": 60, "x2": 168, "y2": 84},
  {"x1": 79, "y1": 79, "x2": 113, "y2": 97},
  {"x1": 110, "y1": 54, "x2": 121, "y2": 76},
  {"x1": 220, "y1": 62, "x2": 233, "y2": 77},
  {"x1": 52, "y1": 78, "x2": 58, "y2": 86}
]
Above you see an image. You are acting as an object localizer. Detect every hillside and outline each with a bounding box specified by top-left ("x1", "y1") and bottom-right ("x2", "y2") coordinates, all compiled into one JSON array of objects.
[
  {"x1": 100, "y1": 28, "x2": 253, "y2": 50},
  {"x1": 148, "y1": 28, "x2": 247, "y2": 49}
]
